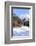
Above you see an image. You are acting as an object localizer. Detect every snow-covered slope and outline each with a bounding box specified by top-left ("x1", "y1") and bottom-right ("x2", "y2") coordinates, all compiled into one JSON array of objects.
[{"x1": 13, "y1": 26, "x2": 30, "y2": 36}]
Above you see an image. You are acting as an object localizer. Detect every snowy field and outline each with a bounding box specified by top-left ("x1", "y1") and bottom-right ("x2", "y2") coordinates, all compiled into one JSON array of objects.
[
  {"x1": 11, "y1": 26, "x2": 32, "y2": 40},
  {"x1": 13, "y1": 26, "x2": 31, "y2": 37}
]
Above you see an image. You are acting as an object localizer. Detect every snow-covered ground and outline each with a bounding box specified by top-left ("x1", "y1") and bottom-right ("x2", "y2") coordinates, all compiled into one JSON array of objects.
[
  {"x1": 11, "y1": 26, "x2": 32, "y2": 40},
  {"x1": 13, "y1": 26, "x2": 30, "y2": 37}
]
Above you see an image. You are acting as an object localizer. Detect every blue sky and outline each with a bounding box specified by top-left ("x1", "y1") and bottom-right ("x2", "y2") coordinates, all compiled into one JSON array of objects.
[
  {"x1": 12, "y1": 8, "x2": 31, "y2": 19},
  {"x1": 13, "y1": 9, "x2": 29, "y2": 15}
]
